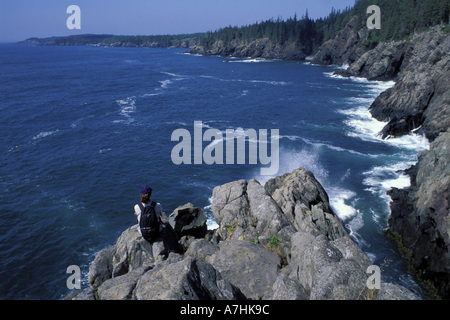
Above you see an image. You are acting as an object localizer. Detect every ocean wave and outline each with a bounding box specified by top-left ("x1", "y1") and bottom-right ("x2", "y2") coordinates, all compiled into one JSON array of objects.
[
  {"x1": 341, "y1": 104, "x2": 430, "y2": 152},
  {"x1": 277, "y1": 134, "x2": 378, "y2": 158},
  {"x1": 32, "y1": 130, "x2": 60, "y2": 141},
  {"x1": 323, "y1": 70, "x2": 396, "y2": 94},
  {"x1": 141, "y1": 92, "x2": 163, "y2": 98},
  {"x1": 323, "y1": 72, "x2": 347, "y2": 79},
  {"x1": 115, "y1": 96, "x2": 137, "y2": 124},
  {"x1": 255, "y1": 147, "x2": 329, "y2": 186},
  {"x1": 341, "y1": 106, "x2": 387, "y2": 142},
  {"x1": 328, "y1": 187, "x2": 358, "y2": 220},
  {"x1": 346, "y1": 208, "x2": 367, "y2": 245},
  {"x1": 363, "y1": 162, "x2": 414, "y2": 194},
  {"x1": 160, "y1": 71, "x2": 189, "y2": 81},
  {"x1": 198, "y1": 74, "x2": 289, "y2": 86},
  {"x1": 226, "y1": 58, "x2": 273, "y2": 63},
  {"x1": 159, "y1": 79, "x2": 172, "y2": 89},
  {"x1": 249, "y1": 79, "x2": 288, "y2": 86},
  {"x1": 204, "y1": 196, "x2": 219, "y2": 230}
]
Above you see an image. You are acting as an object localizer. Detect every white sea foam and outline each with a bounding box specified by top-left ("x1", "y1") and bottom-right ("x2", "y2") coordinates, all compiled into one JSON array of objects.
[
  {"x1": 204, "y1": 196, "x2": 219, "y2": 230},
  {"x1": 32, "y1": 130, "x2": 60, "y2": 140},
  {"x1": 322, "y1": 72, "x2": 430, "y2": 239},
  {"x1": 161, "y1": 72, "x2": 180, "y2": 77},
  {"x1": 363, "y1": 162, "x2": 414, "y2": 194},
  {"x1": 141, "y1": 92, "x2": 163, "y2": 98},
  {"x1": 114, "y1": 96, "x2": 137, "y2": 124},
  {"x1": 249, "y1": 79, "x2": 288, "y2": 86},
  {"x1": 346, "y1": 208, "x2": 366, "y2": 244},
  {"x1": 276, "y1": 135, "x2": 378, "y2": 158},
  {"x1": 227, "y1": 58, "x2": 273, "y2": 63},
  {"x1": 324, "y1": 71, "x2": 347, "y2": 79},
  {"x1": 199, "y1": 74, "x2": 289, "y2": 86},
  {"x1": 328, "y1": 188, "x2": 358, "y2": 220},
  {"x1": 159, "y1": 79, "x2": 172, "y2": 89},
  {"x1": 255, "y1": 147, "x2": 328, "y2": 186},
  {"x1": 99, "y1": 148, "x2": 112, "y2": 154},
  {"x1": 337, "y1": 77, "x2": 429, "y2": 197}
]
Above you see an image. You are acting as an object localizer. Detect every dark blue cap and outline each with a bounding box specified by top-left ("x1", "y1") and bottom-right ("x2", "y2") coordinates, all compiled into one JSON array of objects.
[{"x1": 140, "y1": 185, "x2": 152, "y2": 195}]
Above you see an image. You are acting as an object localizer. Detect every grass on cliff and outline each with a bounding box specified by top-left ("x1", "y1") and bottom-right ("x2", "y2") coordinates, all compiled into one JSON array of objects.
[{"x1": 386, "y1": 229, "x2": 442, "y2": 299}]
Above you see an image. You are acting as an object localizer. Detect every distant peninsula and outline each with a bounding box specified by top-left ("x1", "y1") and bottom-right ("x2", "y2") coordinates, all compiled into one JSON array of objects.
[{"x1": 19, "y1": 33, "x2": 205, "y2": 48}]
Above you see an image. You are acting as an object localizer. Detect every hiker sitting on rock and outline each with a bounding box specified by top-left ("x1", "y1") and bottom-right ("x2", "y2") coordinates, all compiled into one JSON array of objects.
[{"x1": 134, "y1": 185, "x2": 163, "y2": 242}]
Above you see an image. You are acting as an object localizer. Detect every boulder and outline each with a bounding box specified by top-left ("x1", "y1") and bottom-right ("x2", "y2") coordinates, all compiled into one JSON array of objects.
[
  {"x1": 271, "y1": 272, "x2": 309, "y2": 300},
  {"x1": 211, "y1": 179, "x2": 249, "y2": 230},
  {"x1": 97, "y1": 267, "x2": 149, "y2": 300},
  {"x1": 69, "y1": 165, "x2": 421, "y2": 301},
  {"x1": 88, "y1": 223, "x2": 182, "y2": 291},
  {"x1": 287, "y1": 231, "x2": 417, "y2": 300},
  {"x1": 205, "y1": 240, "x2": 281, "y2": 300},
  {"x1": 376, "y1": 283, "x2": 419, "y2": 300},
  {"x1": 133, "y1": 256, "x2": 244, "y2": 300},
  {"x1": 184, "y1": 238, "x2": 219, "y2": 261},
  {"x1": 211, "y1": 178, "x2": 294, "y2": 246},
  {"x1": 87, "y1": 246, "x2": 115, "y2": 289},
  {"x1": 266, "y1": 167, "x2": 347, "y2": 240},
  {"x1": 246, "y1": 179, "x2": 295, "y2": 242},
  {"x1": 63, "y1": 289, "x2": 96, "y2": 300},
  {"x1": 169, "y1": 203, "x2": 207, "y2": 238}
]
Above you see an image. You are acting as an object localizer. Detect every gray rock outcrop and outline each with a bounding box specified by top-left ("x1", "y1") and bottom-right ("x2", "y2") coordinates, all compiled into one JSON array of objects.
[
  {"x1": 169, "y1": 203, "x2": 207, "y2": 238},
  {"x1": 265, "y1": 168, "x2": 347, "y2": 241},
  {"x1": 313, "y1": 22, "x2": 449, "y2": 299},
  {"x1": 188, "y1": 38, "x2": 306, "y2": 61},
  {"x1": 327, "y1": 26, "x2": 449, "y2": 141},
  {"x1": 388, "y1": 130, "x2": 450, "y2": 298},
  {"x1": 65, "y1": 167, "x2": 417, "y2": 300},
  {"x1": 311, "y1": 16, "x2": 365, "y2": 66}
]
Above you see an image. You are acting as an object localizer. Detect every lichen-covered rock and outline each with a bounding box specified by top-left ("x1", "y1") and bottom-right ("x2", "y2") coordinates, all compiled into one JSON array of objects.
[
  {"x1": 68, "y1": 166, "x2": 419, "y2": 301},
  {"x1": 287, "y1": 231, "x2": 417, "y2": 300},
  {"x1": 169, "y1": 203, "x2": 207, "y2": 238},
  {"x1": 211, "y1": 178, "x2": 295, "y2": 246},
  {"x1": 266, "y1": 167, "x2": 347, "y2": 241},
  {"x1": 87, "y1": 223, "x2": 182, "y2": 292},
  {"x1": 205, "y1": 240, "x2": 281, "y2": 300},
  {"x1": 133, "y1": 256, "x2": 244, "y2": 300}
]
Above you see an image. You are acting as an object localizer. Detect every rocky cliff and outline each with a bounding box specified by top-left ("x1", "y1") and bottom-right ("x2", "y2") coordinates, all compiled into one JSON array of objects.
[
  {"x1": 313, "y1": 20, "x2": 449, "y2": 299},
  {"x1": 188, "y1": 38, "x2": 306, "y2": 61},
  {"x1": 311, "y1": 16, "x2": 366, "y2": 66},
  {"x1": 65, "y1": 167, "x2": 417, "y2": 300}
]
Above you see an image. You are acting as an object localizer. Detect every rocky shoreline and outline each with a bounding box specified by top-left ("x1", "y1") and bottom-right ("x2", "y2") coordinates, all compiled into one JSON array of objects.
[
  {"x1": 64, "y1": 21, "x2": 449, "y2": 300},
  {"x1": 65, "y1": 168, "x2": 417, "y2": 300},
  {"x1": 312, "y1": 23, "x2": 449, "y2": 299},
  {"x1": 187, "y1": 38, "x2": 306, "y2": 61}
]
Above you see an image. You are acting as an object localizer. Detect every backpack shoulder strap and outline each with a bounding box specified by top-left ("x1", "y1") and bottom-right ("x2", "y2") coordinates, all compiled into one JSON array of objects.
[
  {"x1": 150, "y1": 201, "x2": 162, "y2": 223},
  {"x1": 138, "y1": 202, "x2": 145, "y2": 213}
]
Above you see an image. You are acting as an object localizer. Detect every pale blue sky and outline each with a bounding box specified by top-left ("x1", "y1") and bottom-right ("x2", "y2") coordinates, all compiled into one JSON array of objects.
[{"x1": 0, "y1": 0, "x2": 356, "y2": 42}]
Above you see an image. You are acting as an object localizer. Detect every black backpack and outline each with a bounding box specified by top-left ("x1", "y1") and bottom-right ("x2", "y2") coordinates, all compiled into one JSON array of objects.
[{"x1": 139, "y1": 201, "x2": 161, "y2": 241}]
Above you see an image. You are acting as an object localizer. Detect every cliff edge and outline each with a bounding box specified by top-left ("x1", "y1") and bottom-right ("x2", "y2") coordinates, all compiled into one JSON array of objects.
[
  {"x1": 313, "y1": 20, "x2": 449, "y2": 298},
  {"x1": 65, "y1": 168, "x2": 417, "y2": 300}
]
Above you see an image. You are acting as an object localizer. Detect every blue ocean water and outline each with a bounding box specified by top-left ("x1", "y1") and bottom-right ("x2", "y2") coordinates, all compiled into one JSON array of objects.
[{"x1": 0, "y1": 44, "x2": 430, "y2": 299}]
